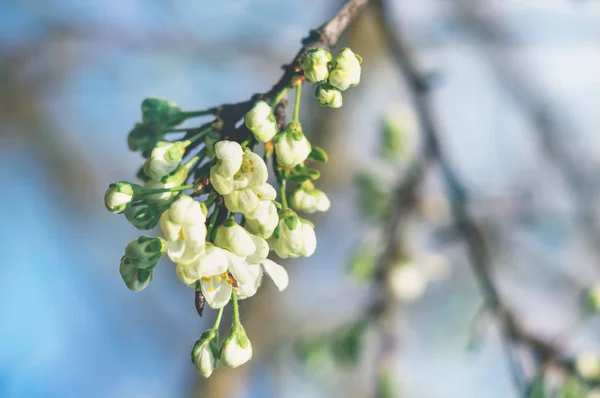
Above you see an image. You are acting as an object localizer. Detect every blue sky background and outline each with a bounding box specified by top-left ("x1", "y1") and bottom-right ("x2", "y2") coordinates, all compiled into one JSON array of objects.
[{"x1": 1, "y1": 1, "x2": 600, "y2": 397}]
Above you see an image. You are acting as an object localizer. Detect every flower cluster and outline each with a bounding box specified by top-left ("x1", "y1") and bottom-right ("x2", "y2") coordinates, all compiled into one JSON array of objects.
[
  {"x1": 102, "y1": 46, "x2": 362, "y2": 377},
  {"x1": 300, "y1": 47, "x2": 362, "y2": 108}
]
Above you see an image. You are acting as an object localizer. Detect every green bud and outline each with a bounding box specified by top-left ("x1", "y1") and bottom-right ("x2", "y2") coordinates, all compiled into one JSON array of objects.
[
  {"x1": 295, "y1": 337, "x2": 334, "y2": 372},
  {"x1": 583, "y1": 284, "x2": 600, "y2": 313},
  {"x1": 125, "y1": 235, "x2": 167, "y2": 265},
  {"x1": 127, "y1": 123, "x2": 161, "y2": 157},
  {"x1": 124, "y1": 202, "x2": 162, "y2": 230},
  {"x1": 376, "y1": 370, "x2": 397, "y2": 398},
  {"x1": 381, "y1": 110, "x2": 418, "y2": 161},
  {"x1": 192, "y1": 330, "x2": 220, "y2": 378},
  {"x1": 104, "y1": 181, "x2": 141, "y2": 214},
  {"x1": 314, "y1": 83, "x2": 343, "y2": 108},
  {"x1": 141, "y1": 97, "x2": 185, "y2": 126},
  {"x1": 119, "y1": 256, "x2": 154, "y2": 292},
  {"x1": 300, "y1": 48, "x2": 332, "y2": 83}
]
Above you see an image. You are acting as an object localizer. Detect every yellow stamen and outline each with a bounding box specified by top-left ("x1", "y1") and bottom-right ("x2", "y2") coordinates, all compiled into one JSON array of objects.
[
  {"x1": 178, "y1": 228, "x2": 185, "y2": 241},
  {"x1": 208, "y1": 285, "x2": 215, "y2": 292},
  {"x1": 201, "y1": 277, "x2": 210, "y2": 282}
]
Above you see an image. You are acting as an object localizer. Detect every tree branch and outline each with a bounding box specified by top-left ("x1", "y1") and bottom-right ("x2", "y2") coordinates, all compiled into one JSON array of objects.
[
  {"x1": 373, "y1": 0, "x2": 573, "y2": 395},
  {"x1": 451, "y1": 1, "x2": 600, "y2": 262}
]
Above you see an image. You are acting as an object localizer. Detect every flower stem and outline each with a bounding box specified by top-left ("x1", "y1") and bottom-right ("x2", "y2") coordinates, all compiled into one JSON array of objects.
[
  {"x1": 204, "y1": 193, "x2": 217, "y2": 209},
  {"x1": 206, "y1": 205, "x2": 220, "y2": 241},
  {"x1": 292, "y1": 83, "x2": 302, "y2": 122},
  {"x1": 280, "y1": 178, "x2": 288, "y2": 209},
  {"x1": 141, "y1": 184, "x2": 195, "y2": 195},
  {"x1": 272, "y1": 87, "x2": 289, "y2": 108},
  {"x1": 231, "y1": 290, "x2": 240, "y2": 326},
  {"x1": 212, "y1": 307, "x2": 224, "y2": 332},
  {"x1": 183, "y1": 110, "x2": 213, "y2": 118},
  {"x1": 186, "y1": 128, "x2": 213, "y2": 145},
  {"x1": 240, "y1": 136, "x2": 254, "y2": 148}
]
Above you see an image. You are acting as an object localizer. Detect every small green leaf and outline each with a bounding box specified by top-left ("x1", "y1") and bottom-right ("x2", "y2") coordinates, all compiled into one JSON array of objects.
[
  {"x1": 330, "y1": 320, "x2": 368, "y2": 366},
  {"x1": 284, "y1": 215, "x2": 299, "y2": 231},
  {"x1": 308, "y1": 146, "x2": 328, "y2": 162}
]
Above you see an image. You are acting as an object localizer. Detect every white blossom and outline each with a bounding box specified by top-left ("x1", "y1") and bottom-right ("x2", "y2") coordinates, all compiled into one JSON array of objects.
[
  {"x1": 290, "y1": 183, "x2": 331, "y2": 213},
  {"x1": 274, "y1": 122, "x2": 311, "y2": 168},
  {"x1": 328, "y1": 47, "x2": 361, "y2": 91},
  {"x1": 144, "y1": 141, "x2": 186, "y2": 180},
  {"x1": 160, "y1": 195, "x2": 207, "y2": 265},
  {"x1": 269, "y1": 210, "x2": 316, "y2": 258},
  {"x1": 245, "y1": 101, "x2": 278, "y2": 142}
]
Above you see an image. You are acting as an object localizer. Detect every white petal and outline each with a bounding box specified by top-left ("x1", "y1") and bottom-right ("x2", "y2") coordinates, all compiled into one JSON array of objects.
[
  {"x1": 195, "y1": 245, "x2": 229, "y2": 276},
  {"x1": 167, "y1": 240, "x2": 204, "y2": 265},
  {"x1": 237, "y1": 263, "x2": 263, "y2": 299},
  {"x1": 246, "y1": 234, "x2": 269, "y2": 264},
  {"x1": 261, "y1": 259, "x2": 289, "y2": 291},
  {"x1": 201, "y1": 279, "x2": 232, "y2": 309},
  {"x1": 227, "y1": 254, "x2": 253, "y2": 285}
]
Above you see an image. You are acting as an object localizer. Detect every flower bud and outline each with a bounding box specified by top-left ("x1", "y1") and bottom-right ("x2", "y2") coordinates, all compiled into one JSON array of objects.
[
  {"x1": 144, "y1": 165, "x2": 189, "y2": 204},
  {"x1": 300, "y1": 48, "x2": 332, "y2": 83},
  {"x1": 124, "y1": 202, "x2": 162, "y2": 230},
  {"x1": 269, "y1": 209, "x2": 316, "y2": 258},
  {"x1": 220, "y1": 325, "x2": 253, "y2": 368},
  {"x1": 119, "y1": 256, "x2": 154, "y2": 292},
  {"x1": 328, "y1": 48, "x2": 362, "y2": 91},
  {"x1": 290, "y1": 183, "x2": 331, "y2": 214},
  {"x1": 214, "y1": 220, "x2": 256, "y2": 258},
  {"x1": 143, "y1": 141, "x2": 186, "y2": 180},
  {"x1": 191, "y1": 330, "x2": 220, "y2": 378},
  {"x1": 214, "y1": 140, "x2": 244, "y2": 178},
  {"x1": 576, "y1": 352, "x2": 600, "y2": 381},
  {"x1": 141, "y1": 97, "x2": 185, "y2": 126},
  {"x1": 104, "y1": 181, "x2": 140, "y2": 214},
  {"x1": 125, "y1": 235, "x2": 167, "y2": 266},
  {"x1": 381, "y1": 108, "x2": 419, "y2": 161},
  {"x1": 584, "y1": 284, "x2": 600, "y2": 312},
  {"x1": 274, "y1": 122, "x2": 311, "y2": 168},
  {"x1": 386, "y1": 262, "x2": 427, "y2": 302},
  {"x1": 245, "y1": 101, "x2": 278, "y2": 143},
  {"x1": 314, "y1": 83, "x2": 343, "y2": 108},
  {"x1": 245, "y1": 200, "x2": 279, "y2": 239}
]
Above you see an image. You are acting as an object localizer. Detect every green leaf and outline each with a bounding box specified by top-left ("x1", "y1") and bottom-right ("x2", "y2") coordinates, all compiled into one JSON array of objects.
[
  {"x1": 308, "y1": 146, "x2": 328, "y2": 162},
  {"x1": 348, "y1": 243, "x2": 380, "y2": 282},
  {"x1": 330, "y1": 320, "x2": 368, "y2": 366},
  {"x1": 288, "y1": 174, "x2": 311, "y2": 184},
  {"x1": 558, "y1": 376, "x2": 588, "y2": 398}
]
